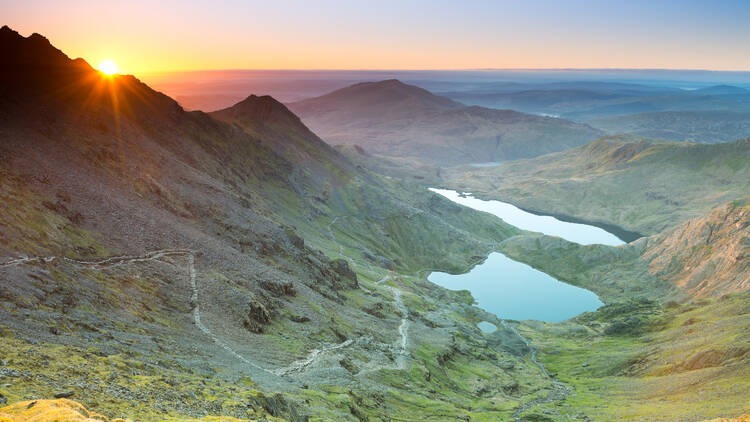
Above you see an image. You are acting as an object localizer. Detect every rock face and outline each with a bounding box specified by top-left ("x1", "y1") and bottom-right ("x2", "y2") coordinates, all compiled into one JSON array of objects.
[
  {"x1": 329, "y1": 258, "x2": 358, "y2": 289},
  {"x1": 243, "y1": 297, "x2": 272, "y2": 333},
  {"x1": 640, "y1": 198, "x2": 749, "y2": 297},
  {"x1": 248, "y1": 393, "x2": 308, "y2": 422},
  {"x1": 287, "y1": 80, "x2": 603, "y2": 165}
]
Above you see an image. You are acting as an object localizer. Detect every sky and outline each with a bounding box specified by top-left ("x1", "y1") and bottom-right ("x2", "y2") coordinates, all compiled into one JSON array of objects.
[{"x1": 3, "y1": 0, "x2": 750, "y2": 74}]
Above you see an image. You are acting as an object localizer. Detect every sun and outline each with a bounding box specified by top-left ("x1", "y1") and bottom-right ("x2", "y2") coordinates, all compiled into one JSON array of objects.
[{"x1": 97, "y1": 60, "x2": 118, "y2": 75}]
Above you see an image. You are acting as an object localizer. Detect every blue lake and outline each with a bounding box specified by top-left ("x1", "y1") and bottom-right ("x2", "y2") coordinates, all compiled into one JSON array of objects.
[
  {"x1": 430, "y1": 188, "x2": 625, "y2": 246},
  {"x1": 428, "y1": 188, "x2": 620, "y2": 322},
  {"x1": 429, "y1": 252, "x2": 603, "y2": 322}
]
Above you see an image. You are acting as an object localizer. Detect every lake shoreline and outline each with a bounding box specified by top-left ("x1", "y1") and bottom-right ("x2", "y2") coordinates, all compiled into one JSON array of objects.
[
  {"x1": 449, "y1": 188, "x2": 645, "y2": 243},
  {"x1": 429, "y1": 252, "x2": 603, "y2": 322}
]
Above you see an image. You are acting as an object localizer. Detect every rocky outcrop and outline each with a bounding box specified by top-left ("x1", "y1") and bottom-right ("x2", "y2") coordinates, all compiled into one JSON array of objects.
[
  {"x1": 329, "y1": 258, "x2": 358, "y2": 289},
  {"x1": 247, "y1": 393, "x2": 307, "y2": 422},
  {"x1": 640, "y1": 198, "x2": 749, "y2": 297},
  {"x1": 242, "y1": 297, "x2": 272, "y2": 334}
]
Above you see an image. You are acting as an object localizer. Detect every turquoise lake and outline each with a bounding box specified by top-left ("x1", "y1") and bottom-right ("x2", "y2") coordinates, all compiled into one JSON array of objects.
[
  {"x1": 428, "y1": 188, "x2": 622, "y2": 322},
  {"x1": 430, "y1": 188, "x2": 625, "y2": 246}
]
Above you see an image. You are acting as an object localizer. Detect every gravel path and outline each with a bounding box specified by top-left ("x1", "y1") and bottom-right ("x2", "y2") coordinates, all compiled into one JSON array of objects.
[{"x1": 501, "y1": 321, "x2": 572, "y2": 421}]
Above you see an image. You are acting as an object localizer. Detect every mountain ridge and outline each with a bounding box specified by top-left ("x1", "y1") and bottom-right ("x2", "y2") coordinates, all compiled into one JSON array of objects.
[{"x1": 0, "y1": 26, "x2": 556, "y2": 421}]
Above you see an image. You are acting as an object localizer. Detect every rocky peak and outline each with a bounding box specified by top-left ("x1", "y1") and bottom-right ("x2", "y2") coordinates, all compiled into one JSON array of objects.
[{"x1": 227, "y1": 94, "x2": 304, "y2": 127}]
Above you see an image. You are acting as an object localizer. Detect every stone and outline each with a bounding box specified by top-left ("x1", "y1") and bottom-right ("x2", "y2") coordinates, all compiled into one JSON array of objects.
[{"x1": 54, "y1": 391, "x2": 74, "y2": 399}]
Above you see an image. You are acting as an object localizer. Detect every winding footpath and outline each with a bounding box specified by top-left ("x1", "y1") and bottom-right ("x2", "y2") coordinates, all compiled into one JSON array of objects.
[
  {"x1": 1, "y1": 249, "x2": 324, "y2": 377},
  {"x1": 327, "y1": 217, "x2": 412, "y2": 371},
  {"x1": 2, "y1": 236, "x2": 568, "y2": 417},
  {"x1": 501, "y1": 320, "x2": 571, "y2": 421}
]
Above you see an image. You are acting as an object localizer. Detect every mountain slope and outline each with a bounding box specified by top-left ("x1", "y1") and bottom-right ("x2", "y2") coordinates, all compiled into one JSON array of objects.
[
  {"x1": 493, "y1": 200, "x2": 749, "y2": 419},
  {"x1": 0, "y1": 26, "x2": 566, "y2": 421},
  {"x1": 287, "y1": 80, "x2": 603, "y2": 165},
  {"x1": 443, "y1": 136, "x2": 750, "y2": 235},
  {"x1": 639, "y1": 198, "x2": 749, "y2": 297}
]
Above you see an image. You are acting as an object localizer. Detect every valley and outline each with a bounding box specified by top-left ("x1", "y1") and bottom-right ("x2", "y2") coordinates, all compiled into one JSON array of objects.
[{"x1": 1, "y1": 19, "x2": 749, "y2": 422}]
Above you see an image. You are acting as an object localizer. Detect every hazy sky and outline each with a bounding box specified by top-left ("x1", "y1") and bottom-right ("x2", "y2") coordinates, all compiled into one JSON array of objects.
[{"x1": 4, "y1": 0, "x2": 750, "y2": 74}]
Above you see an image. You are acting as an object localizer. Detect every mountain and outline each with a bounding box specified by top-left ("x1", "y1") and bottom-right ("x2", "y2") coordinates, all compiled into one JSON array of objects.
[
  {"x1": 442, "y1": 136, "x2": 750, "y2": 235},
  {"x1": 590, "y1": 110, "x2": 750, "y2": 142},
  {"x1": 289, "y1": 79, "x2": 463, "y2": 121},
  {"x1": 210, "y1": 94, "x2": 350, "y2": 171},
  {"x1": 499, "y1": 198, "x2": 748, "y2": 302},
  {"x1": 287, "y1": 80, "x2": 604, "y2": 165},
  {"x1": 0, "y1": 26, "x2": 582, "y2": 421},
  {"x1": 492, "y1": 197, "x2": 749, "y2": 420},
  {"x1": 640, "y1": 198, "x2": 749, "y2": 297},
  {"x1": 4, "y1": 25, "x2": 750, "y2": 422}
]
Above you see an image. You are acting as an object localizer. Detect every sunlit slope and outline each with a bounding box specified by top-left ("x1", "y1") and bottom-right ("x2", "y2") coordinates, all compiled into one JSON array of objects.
[
  {"x1": 0, "y1": 398, "x2": 285, "y2": 421},
  {"x1": 516, "y1": 288, "x2": 750, "y2": 421},
  {"x1": 498, "y1": 198, "x2": 748, "y2": 303}
]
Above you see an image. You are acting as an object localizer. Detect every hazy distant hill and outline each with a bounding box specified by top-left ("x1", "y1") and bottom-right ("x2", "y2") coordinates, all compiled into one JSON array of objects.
[
  {"x1": 288, "y1": 79, "x2": 603, "y2": 165},
  {"x1": 590, "y1": 110, "x2": 750, "y2": 142},
  {"x1": 693, "y1": 84, "x2": 750, "y2": 96},
  {"x1": 441, "y1": 82, "x2": 750, "y2": 121}
]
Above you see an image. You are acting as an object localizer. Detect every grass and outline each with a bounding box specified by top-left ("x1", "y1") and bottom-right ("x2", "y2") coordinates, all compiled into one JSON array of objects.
[{"x1": 519, "y1": 291, "x2": 750, "y2": 421}]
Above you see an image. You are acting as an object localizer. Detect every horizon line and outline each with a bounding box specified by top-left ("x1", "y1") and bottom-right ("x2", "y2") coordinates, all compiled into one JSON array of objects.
[{"x1": 137, "y1": 67, "x2": 750, "y2": 76}]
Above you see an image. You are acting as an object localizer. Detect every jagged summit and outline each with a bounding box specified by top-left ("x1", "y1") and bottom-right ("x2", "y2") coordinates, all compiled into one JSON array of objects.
[
  {"x1": 0, "y1": 25, "x2": 184, "y2": 127},
  {"x1": 1, "y1": 25, "x2": 85, "y2": 68}
]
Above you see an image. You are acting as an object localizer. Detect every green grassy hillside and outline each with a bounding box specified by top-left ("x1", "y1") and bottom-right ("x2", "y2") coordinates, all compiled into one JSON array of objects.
[{"x1": 443, "y1": 136, "x2": 750, "y2": 235}]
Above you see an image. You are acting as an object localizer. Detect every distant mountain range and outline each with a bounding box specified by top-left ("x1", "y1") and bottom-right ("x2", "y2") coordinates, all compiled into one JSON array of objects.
[
  {"x1": 441, "y1": 81, "x2": 750, "y2": 122},
  {"x1": 590, "y1": 110, "x2": 750, "y2": 142},
  {"x1": 287, "y1": 79, "x2": 603, "y2": 165}
]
